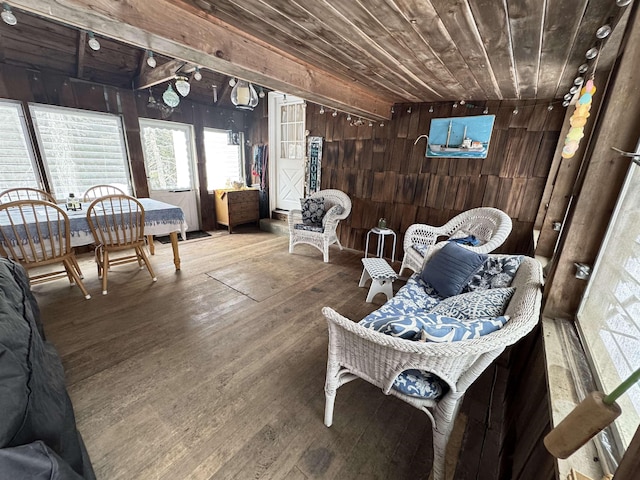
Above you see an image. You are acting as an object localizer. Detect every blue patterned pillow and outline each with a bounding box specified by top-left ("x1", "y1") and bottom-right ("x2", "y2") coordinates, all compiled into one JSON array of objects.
[
  {"x1": 420, "y1": 242, "x2": 487, "y2": 297},
  {"x1": 464, "y1": 256, "x2": 523, "y2": 292},
  {"x1": 428, "y1": 288, "x2": 514, "y2": 320},
  {"x1": 300, "y1": 197, "x2": 325, "y2": 225},
  {"x1": 393, "y1": 370, "x2": 448, "y2": 399}
]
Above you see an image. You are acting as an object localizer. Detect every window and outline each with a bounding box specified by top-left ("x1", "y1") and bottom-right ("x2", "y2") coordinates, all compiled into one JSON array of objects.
[
  {"x1": 0, "y1": 100, "x2": 40, "y2": 190},
  {"x1": 203, "y1": 128, "x2": 243, "y2": 190},
  {"x1": 577, "y1": 163, "x2": 640, "y2": 451},
  {"x1": 279, "y1": 102, "x2": 305, "y2": 160},
  {"x1": 29, "y1": 104, "x2": 131, "y2": 200}
]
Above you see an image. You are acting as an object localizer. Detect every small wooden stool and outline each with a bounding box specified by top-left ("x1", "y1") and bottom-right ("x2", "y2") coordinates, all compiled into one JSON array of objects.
[{"x1": 359, "y1": 257, "x2": 398, "y2": 303}]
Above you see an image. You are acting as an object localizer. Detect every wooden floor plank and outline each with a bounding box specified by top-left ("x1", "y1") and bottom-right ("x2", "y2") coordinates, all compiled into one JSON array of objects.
[{"x1": 31, "y1": 231, "x2": 505, "y2": 479}]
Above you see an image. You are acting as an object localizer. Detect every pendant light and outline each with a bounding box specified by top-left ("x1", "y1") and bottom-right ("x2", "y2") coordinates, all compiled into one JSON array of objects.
[
  {"x1": 193, "y1": 67, "x2": 202, "y2": 81},
  {"x1": 174, "y1": 75, "x2": 190, "y2": 97},
  {"x1": 162, "y1": 84, "x2": 180, "y2": 107},
  {"x1": 230, "y1": 80, "x2": 258, "y2": 111}
]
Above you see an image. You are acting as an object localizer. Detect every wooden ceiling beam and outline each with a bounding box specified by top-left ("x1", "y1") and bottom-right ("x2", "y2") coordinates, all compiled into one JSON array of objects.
[
  {"x1": 76, "y1": 30, "x2": 86, "y2": 78},
  {"x1": 134, "y1": 59, "x2": 187, "y2": 90},
  {"x1": 11, "y1": 0, "x2": 394, "y2": 120}
]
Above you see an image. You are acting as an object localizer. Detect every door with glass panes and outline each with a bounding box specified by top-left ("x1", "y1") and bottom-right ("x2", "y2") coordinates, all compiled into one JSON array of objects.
[
  {"x1": 270, "y1": 93, "x2": 306, "y2": 212},
  {"x1": 139, "y1": 119, "x2": 199, "y2": 232}
]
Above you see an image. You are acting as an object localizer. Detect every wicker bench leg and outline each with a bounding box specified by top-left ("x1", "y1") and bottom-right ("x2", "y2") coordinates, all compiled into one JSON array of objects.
[
  {"x1": 365, "y1": 278, "x2": 394, "y2": 303},
  {"x1": 358, "y1": 267, "x2": 371, "y2": 287}
]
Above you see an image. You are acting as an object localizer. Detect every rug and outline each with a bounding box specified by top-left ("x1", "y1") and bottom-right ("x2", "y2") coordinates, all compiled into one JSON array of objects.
[{"x1": 154, "y1": 230, "x2": 212, "y2": 244}]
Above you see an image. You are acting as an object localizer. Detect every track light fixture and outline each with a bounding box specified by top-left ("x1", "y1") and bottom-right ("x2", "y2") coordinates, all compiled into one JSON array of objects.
[
  {"x1": 146, "y1": 50, "x2": 156, "y2": 68},
  {"x1": 87, "y1": 31, "x2": 100, "y2": 51},
  {"x1": 1, "y1": 3, "x2": 17, "y2": 25},
  {"x1": 193, "y1": 67, "x2": 202, "y2": 81}
]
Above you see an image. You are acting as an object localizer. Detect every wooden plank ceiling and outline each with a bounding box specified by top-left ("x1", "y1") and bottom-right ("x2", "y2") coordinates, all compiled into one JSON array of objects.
[{"x1": 3, "y1": 0, "x2": 630, "y2": 120}]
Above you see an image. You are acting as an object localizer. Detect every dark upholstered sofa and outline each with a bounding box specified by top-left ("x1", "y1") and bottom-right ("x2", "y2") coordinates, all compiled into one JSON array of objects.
[{"x1": 0, "y1": 258, "x2": 95, "y2": 479}]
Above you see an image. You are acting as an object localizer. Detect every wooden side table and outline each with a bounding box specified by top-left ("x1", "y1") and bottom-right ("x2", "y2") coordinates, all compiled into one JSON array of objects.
[{"x1": 214, "y1": 189, "x2": 259, "y2": 233}]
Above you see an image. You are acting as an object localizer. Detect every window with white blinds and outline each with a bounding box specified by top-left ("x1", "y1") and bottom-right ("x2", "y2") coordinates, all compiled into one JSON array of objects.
[
  {"x1": 577, "y1": 163, "x2": 640, "y2": 451},
  {"x1": 203, "y1": 128, "x2": 243, "y2": 190},
  {"x1": 29, "y1": 104, "x2": 131, "y2": 200},
  {"x1": 0, "y1": 100, "x2": 40, "y2": 190}
]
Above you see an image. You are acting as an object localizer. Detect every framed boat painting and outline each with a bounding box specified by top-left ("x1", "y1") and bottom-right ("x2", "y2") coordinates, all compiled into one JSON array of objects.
[{"x1": 425, "y1": 115, "x2": 496, "y2": 159}]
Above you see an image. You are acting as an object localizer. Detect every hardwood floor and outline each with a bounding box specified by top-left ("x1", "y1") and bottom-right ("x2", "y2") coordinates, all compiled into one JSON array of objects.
[{"x1": 34, "y1": 228, "x2": 506, "y2": 479}]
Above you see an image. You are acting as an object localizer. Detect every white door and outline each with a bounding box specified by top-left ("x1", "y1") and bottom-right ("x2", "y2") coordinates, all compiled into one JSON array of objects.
[
  {"x1": 139, "y1": 119, "x2": 200, "y2": 232},
  {"x1": 269, "y1": 93, "x2": 306, "y2": 211}
]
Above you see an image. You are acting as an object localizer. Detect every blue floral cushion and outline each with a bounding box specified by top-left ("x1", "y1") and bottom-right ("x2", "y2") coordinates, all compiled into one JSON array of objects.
[
  {"x1": 411, "y1": 243, "x2": 431, "y2": 257},
  {"x1": 293, "y1": 223, "x2": 324, "y2": 232},
  {"x1": 463, "y1": 256, "x2": 523, "y2": 292},
  {"x1": 360, "y1": 311, "x2": 510, "y2": 342},
  {"x1": 420, "y1": 242, "x2": 487, "y2": 297},
  {"x1": 300, "y1": 197, "x2": 325, "y2": 225},
  {"x1": 449, "y1": 235, "x2": 481, "y2": 246},
  {"x1": 419, "y1": 314, "x2": 510, "y2": 342},
  {"x1": 428, "y1": 288, "x2": 515, "y2": 320},
  {"x1": 393, "y1": 370, "x2": 448, "y2": 399}
]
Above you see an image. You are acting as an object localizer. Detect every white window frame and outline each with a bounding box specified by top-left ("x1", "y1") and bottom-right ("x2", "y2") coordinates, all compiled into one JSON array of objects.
[
  {"x1": 577, "y1": 161, "x2": 640, "y2": 454},
  {"x1": 203, "y1": 127, "x2": 245, "y2": 191},
  {"x1": 0, "y1": 99, "x2": 42, "y2": 190},
  {"x1": 28, "y1": 103, "x2": 133, "y2": 200}
]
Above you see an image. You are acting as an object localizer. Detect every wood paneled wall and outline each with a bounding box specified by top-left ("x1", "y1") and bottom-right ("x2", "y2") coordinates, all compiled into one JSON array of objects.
[
  {"x1": 0, "y1": 63, "x2": 250, "y2": 230},
  {"x1": 306, "y1": 101, "x2": 565, "y2": 259}
]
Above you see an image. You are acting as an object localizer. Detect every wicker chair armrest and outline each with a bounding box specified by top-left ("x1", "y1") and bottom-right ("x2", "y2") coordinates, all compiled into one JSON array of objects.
[
  {"x1": 288, "y1": 209, "x2": 303, "y2": 228},
  {"x1": 403, "y1": 223, "x2": 447, "y2": 251}
]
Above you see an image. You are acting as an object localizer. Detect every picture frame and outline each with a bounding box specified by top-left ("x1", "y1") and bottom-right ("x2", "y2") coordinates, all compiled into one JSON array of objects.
[{"x1": 424, "y1": 115, "x2": 496, "y2": 159}]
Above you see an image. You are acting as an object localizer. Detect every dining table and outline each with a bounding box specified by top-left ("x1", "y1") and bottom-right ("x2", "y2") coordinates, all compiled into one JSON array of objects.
[{"x1": 0, "y1": 197, "x2": 188, "y2": 271}]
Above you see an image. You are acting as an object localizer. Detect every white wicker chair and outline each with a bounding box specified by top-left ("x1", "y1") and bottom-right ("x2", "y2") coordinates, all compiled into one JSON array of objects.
[
  {"x1": 322, "y1": 256, "x2": 542, "y2": 480},
  {"x1": 288, "y1": 189, "x2": 352, "y2": 262},
  {"x1": 400, "y1": 207, "x2": 512, "y2": 276}
]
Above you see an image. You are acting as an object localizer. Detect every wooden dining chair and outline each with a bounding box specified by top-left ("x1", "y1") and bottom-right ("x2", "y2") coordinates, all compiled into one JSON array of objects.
[
  {"x1": 0, "y1": 200, "x2": 91, "y2": 299},
  {"x1": 0, "y1": 187, "x2": 55, "y2": 204},
  {"x1": 82, "y1": 184, "x2": 126, "y2": 202},
  {"x1": 86, "y1": 194, "x2": 156, "y2": 295}
]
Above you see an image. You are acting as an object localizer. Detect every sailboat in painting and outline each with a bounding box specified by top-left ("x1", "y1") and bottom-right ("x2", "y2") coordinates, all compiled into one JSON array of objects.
[
  {"x1": 429, "y1": 121, "x2": 486, "y2": 153},
  {"x1": 423, "y1": 115, "x2": 495, "y2": 158}
]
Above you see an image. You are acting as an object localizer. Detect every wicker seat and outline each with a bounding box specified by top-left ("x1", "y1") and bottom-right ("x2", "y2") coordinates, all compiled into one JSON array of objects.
[
  {"x1": 86, "y1": 195, "x2": 156, "y2": 295},
  {"x1": 288, "y1": 189, "x2": 352, "y2": 262},
  {"x1": 322, "y1": 255, "x2": 542, "y2": 480},
  {"x1": 0, "y1": 200, "x2": 90, "y2": 299},
  {"x1": 400, "y1": 207, "x2": 512, "y2": 276},
  {"x1": 0, "y1": 187, "x2": 55, "y2": 203},
  {"x1": 82, "y1": 184, "x2": 126, "y2": 202}
]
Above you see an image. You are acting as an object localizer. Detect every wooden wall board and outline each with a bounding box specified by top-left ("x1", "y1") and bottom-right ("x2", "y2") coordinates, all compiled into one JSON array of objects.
[{"x1": 519, "y1": 178, "x2": 547, "y2": 223}]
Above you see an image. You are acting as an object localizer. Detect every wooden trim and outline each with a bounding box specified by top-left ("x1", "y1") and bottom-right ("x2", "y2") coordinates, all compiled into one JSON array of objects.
[{"x1": 11, "y1": 0, "x2": 394, "y2": 121}]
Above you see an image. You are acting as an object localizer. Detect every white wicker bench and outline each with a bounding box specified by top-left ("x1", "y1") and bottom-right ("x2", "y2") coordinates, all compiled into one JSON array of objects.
[{"x1": 359, "y1": 257, "x2": 398, "y2": 303}]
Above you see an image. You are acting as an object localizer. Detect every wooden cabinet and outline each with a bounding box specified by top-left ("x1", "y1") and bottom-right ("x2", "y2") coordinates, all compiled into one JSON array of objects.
[{"x1": 214, "y1": 189, "x2": 260, "y2": 233}]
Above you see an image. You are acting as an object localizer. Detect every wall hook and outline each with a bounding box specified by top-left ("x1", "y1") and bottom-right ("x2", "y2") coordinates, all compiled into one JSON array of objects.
[
  {"x1": 611, "y1": 136, "x2": 640, "y2": 166},
  {"x1": 414, "y1": 134, "x2": 429, "y2": 145}
]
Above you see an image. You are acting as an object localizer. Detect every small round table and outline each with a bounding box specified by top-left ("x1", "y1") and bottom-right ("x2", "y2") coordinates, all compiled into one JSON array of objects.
[{"x1": 365, "y1": 227, "x2": 397, "y2": 263}]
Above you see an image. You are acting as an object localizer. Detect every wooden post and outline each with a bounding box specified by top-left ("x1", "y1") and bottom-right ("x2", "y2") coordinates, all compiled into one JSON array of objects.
[{"x1": 543, "y1": 2, "x2": 640, "y2": 317}]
